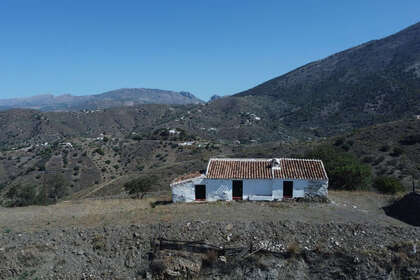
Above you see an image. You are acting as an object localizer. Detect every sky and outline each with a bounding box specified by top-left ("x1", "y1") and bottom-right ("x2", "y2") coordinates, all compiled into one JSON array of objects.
[{"x1": 0, "y1": 1, "x2": 419, "y2": 101}]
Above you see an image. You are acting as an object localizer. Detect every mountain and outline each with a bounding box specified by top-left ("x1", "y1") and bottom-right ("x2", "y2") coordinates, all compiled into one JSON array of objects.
[
  {"x1": 1, "y1": 22, "x2": 420, "y2": 149},
  {"x1": 0, "y1": 88, "x2": 203, "y2": 111},
  {"x1": 209, "y1": 94, "x2": 224, "y2": 102},
  {"x1": 232, "y1": 21, "x2": 420, "y2": 135}
]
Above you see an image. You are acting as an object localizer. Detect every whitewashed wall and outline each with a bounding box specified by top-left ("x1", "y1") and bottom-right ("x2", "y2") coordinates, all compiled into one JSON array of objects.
[
  {"x1": 172, "y1": 177, "x2": 328, "y2": 203},
  {"x1": 272, "y1": 179, "x2": 284, "y2": 200},
  {"x1": 204, "y1": 179, "x2": 232, "y2": 201},
  {"x1": 171, "y1": 177, "x2": 205, "y2": 202},
  {"x1": 271, "y1": 179, "x2": 307, "y2": 198},
  {"x1": 243, "y1": 180, "x2": 272, "y2": 200},
  {"x1": 305, "y1": 180, "x2": 328, "y2": 197}
]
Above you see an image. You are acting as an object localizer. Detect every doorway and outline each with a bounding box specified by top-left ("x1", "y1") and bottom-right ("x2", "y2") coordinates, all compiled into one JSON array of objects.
[
  {"x1": 195, "y1": 185, "x2": 206, "y2": 201},
  {"x1": 232, "y1": 180, "x2": 243, "y2": 200},
  {"x1": 283, "y1": 181, "x2": 293, "y2": 198}
]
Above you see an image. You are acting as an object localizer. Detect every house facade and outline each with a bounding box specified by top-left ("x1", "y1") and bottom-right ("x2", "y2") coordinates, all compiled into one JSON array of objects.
[{"x1": 170, "y1": 158, "x2": 328, "y2": 203}]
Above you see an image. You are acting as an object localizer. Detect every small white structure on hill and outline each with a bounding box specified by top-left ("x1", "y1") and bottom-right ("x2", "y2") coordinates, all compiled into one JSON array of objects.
[{"x1": 170, "y1": 158, "x2": 328, "y2": 203}]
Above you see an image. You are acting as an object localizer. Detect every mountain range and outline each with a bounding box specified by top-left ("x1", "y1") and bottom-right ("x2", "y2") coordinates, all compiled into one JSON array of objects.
[
  {"x1": 0, "y1": 22, "x2": 419, "y2": 149},
  {"x1": 1, "y1": 21, "x2": 420, "y2": 207},
  {"x1": 0, "y1": 88, "x2": 203, "y2": 111}
]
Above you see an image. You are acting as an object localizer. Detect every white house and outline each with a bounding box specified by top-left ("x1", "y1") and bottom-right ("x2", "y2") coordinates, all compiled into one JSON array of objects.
[{"x1": 170, "y1": 158, "x2": 328, "y2": 203}]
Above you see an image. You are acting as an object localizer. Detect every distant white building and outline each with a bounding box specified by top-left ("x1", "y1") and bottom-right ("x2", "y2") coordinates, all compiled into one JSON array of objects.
[{"x1": 170, "y1": 158, "x2": 328, "y2": 202}]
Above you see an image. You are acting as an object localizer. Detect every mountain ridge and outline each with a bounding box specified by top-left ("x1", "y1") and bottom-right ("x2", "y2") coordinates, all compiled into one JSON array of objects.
[{"x1": 0, "y1": 88, "x2": 203, "y2": 111}]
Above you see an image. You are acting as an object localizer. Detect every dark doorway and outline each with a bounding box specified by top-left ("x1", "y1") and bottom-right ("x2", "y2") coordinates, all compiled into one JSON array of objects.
[
  {"x1": 195, "y1": 185, "x2": 206, "y2": 201},
  {"x1": 283, "y1": 181, "x2": 293, "y2": 198},
  {"x1": 232, "y1": 180, "x2": 243, "y2": 200}
]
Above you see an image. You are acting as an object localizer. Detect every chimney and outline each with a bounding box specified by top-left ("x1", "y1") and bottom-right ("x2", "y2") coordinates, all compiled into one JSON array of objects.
[{"x1": 271, "y1": 158, "x2": 280, "y2": 168}]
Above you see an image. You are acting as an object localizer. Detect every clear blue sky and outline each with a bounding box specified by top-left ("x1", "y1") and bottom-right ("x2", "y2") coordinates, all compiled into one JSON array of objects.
[{"x1": 0, "y1": 0, "x2": 419, "y2": 101}]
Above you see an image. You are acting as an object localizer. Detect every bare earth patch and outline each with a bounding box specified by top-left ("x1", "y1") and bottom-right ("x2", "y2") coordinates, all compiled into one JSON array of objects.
[{"x1": 0, "y1": 191, "x2": 408, "y2": 233}]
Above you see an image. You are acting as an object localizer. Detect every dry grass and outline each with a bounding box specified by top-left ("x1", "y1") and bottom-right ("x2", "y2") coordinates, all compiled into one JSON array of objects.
[
  {"x1": 0, "y1": 190, "x2": 412, "y2": 233},
  {"x1": 286, "y1": 242, "x2": 301, "y2": 258}
]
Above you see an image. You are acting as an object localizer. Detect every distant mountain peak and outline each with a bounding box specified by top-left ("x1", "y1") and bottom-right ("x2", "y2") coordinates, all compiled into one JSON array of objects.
[{"x1": 0, "y1": 88, "x2": 203, "y2": 111}]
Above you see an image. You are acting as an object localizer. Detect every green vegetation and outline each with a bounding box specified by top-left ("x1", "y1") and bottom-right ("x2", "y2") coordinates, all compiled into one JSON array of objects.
[
  {"x1": 124, "y1": 176, "x2": 157, "y2": 198},
  {"x1": 306, "y1": 145, "x2": 372, "y2": 190},
  {"x1": 373, "y1": 176, "x2": 405, "y2": 194},
  {"x1": 5, "y1": 174, "x2": 69, "y2": 207},
  {"x1": 5, "y1": 184, "x2": 38, "y2": 207},
  {"x1": 93, "y1": 148, "x2": 105, "y2": 156},
  {"x1": 399, "y1": 134, "x2": 420, "y2": 145}
]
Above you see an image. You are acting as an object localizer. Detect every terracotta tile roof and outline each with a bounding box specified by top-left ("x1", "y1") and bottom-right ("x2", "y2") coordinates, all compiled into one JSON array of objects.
[
  {"x1": 205, "y1": 158, "x2": 328, "y2": 181},
  {"x1": 273, "y1": 159, "x2": 328, "y2": 180},
  {"x1": 206, "y1": 159, "x2": 273, "y2": 179},
  {"x1": 171, "y1": 171, "x2": 203, "y2": 185}
]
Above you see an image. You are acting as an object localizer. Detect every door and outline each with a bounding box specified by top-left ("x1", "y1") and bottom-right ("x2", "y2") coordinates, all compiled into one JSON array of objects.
[
  {"x1": 283, "y1": 181, "x2": 293, "y2": 198},
  {"x1": 195, "y1": 185, "x2": 206, "y2": 201},
  {"x1": 232, "y1": 180, "x2": 243, "y2": 200}
]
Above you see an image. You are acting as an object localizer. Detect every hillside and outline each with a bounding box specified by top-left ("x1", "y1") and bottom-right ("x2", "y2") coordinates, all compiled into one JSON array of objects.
[
  {"x1": 0, "y1": 88, "x2": 203, "y2": 111},
  {"x1": 327, "y1": 118, "x2": 420, "y2": 188},
  {"x1": 0, "y1": 22, "x2": 419, "y2": 150},
  {"x1": 233, "y1": 21, "x2": 420, "y2": 135}
]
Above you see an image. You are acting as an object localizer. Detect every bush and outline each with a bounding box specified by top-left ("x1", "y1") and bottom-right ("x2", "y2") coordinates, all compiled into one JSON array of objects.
[
  {"x1": 305, "y1": 145, "x2": 372, "y2": 190},
  {"x1": 93, "y1": 148, "x2": 105, "y2": 156},
  {"x1": 373, "y1": 176, "x2": 405, "y2": 194},
  {"x1": 400, "y1": 134, "x2": 420, "y2": 145},
  {"x1": 333, "y1": 138, "x2": 344, "y2": 146},
  {"x1": 6, "y1": 184, "x2": 37, "y2": 207},
  {"x1": 124, "y1": 176, "x2": 157, "y2": 198},
  {"x1": 390, "y1": 147, "x2": 404, "y2": 157},
  {"x1": 373, "y1": 156, "x2": 385, "y2": 166},
  {"x1": 379, "y1": 145, "x2": 390, "y2": 152},
  {"x1": 286, "y1": 242, "x2": 301, "y2": 258}
]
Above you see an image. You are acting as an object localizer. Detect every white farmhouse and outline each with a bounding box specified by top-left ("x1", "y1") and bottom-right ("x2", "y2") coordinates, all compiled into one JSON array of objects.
[{"x1": 171, "y1": 158, "x2": 328, "y2": 202}]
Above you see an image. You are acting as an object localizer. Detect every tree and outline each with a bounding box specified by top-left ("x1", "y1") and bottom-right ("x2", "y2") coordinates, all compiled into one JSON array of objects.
[
  {"x1": 43, "y1": 174, "x2": 69, "y2": 203},
  {"x1": 5, "y1": 184, "x2": 37, "y2": 207},
  {"x1": 124, "y1": 176, "x2": 157, "y2": 198},
  {"x1": 373, "y1": 176, "x2": 405, "y2": 194},
  {"x1": 305, "y1": 145, "x2": 372, "y2": 190}
]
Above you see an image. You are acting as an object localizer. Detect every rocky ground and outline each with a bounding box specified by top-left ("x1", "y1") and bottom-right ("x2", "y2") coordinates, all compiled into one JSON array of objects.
[{"x1": 0, "y1": 191, "x2": 419, "y2": 279}]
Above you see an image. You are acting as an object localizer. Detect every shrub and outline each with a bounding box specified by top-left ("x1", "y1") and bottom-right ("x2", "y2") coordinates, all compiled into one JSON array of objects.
[
  {"x1": 400, "y1": 134, "x2": 420, "y2": 145},
  {"x1": 305, "y1": 145, "x2": 372, "y2": 190},
  {"x1": 373, "y1": 176, "x2": 405, "y2": 194},
  {"x1": 362, "y1": 156, "x2": 374, "y2": 163},
  {"x1": 373, "y1": 156, "x2": 385, "y2": 166},
  {"x1": 202, "y1": 250, "x2": 218, "y2": 267},
  {"x1": 150, "y1": 260, "x2": 166, "y2": 275},
  {"x1": 124, "y1": 176, "x2": 157, "y2": 198},
  {"x1": 390, "y1": 147, "x2": 404, "y2": 157},
  {"x1": 93, "y1": 148, "x2": 104, "y2": 156},
  {"x1": 286, "y1": 242, "x2": 301, "y2": 258},
  {"x1": 6, "y1": 184, "x2": 37, "y2": 207},
  {"x1": 333, "y1": 138, "x2": 344, "y2": 146},
  {"x1": 379, "y1": 145, "x2": 390, "y2": 152}
]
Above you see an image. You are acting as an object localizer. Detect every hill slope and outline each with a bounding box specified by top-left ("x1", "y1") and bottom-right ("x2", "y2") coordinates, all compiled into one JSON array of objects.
[
  {"x1": 233, "y1": 21, "x2": 420, "y2": 135},
  {"x1": 0, "y1": 88, "x2": 203, "y2": 111}
]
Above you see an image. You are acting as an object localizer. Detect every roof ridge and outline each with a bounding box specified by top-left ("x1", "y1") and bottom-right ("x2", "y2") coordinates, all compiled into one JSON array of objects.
[{"x1": 209, "y1": 158, "x2": 272, "y2": 161}]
